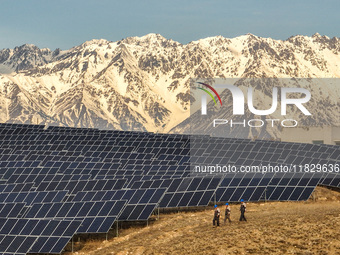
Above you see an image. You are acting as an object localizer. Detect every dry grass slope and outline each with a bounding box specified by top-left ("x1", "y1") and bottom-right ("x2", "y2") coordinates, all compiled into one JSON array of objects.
[{"x1": 67, "y1": 187, "x2": 340, "y2": 255}]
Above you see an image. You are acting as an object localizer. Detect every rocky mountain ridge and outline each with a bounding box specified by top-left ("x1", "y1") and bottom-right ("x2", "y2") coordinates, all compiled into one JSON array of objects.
[{"x1": 0, "y1": 33, "x2": 339, "y2": 132}]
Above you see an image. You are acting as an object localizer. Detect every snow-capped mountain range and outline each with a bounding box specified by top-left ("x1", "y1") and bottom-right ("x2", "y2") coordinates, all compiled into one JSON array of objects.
[{"x1": 0, "y1": 33, "x2": 339, "y2": 133}]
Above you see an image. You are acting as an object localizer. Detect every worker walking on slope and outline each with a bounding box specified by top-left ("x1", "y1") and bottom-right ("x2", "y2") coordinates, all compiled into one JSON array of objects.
[
  {"x1": 239, "y1": 199, "x2": 247, "y2": 221},
  {"x1": 213, "y1": 205, "x2": 220, "y2": 227},
  {"x1": 224, "y1": 203, "x2": 232, "y2": 224}
]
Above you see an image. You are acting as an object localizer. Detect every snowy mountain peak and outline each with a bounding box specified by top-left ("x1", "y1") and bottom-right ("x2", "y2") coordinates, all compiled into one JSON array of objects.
[
  {"x1": 140, "y1": 33, "x2": 166, "y2": 41},
  {"x1": 0, "y1": 43, "x2": 55, "y2": 72},
  {"x1": 311, "y1": 32, "x2": 331, "y2": 40},
  {"x1": 123, "y1": 33, "x2": 167, "y2": 43},
  {"x1": 122, "y1": 33, "x2": 181, "y2": 48},
  {"x1": 79, "y1": 39, "x2": 111, "y2": 48}
]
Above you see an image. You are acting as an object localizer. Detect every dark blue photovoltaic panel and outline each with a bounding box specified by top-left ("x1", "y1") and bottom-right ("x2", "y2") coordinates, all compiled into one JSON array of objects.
[
  {"x1": 36, "y1": 179, "x2": 127, "y2": 194},
  {"x1": 0, "y1": 203, "x2": 26, "y2": 218},
  {"x1": 0, "y1": 191, "x2": 67, "y2": 205},
  {"x1": 159, "y1": 190, "x2": 215, "y2": 208},
  {"x1": 0, "y1": 183, "x2": 33, "y2": 193},
  {"x1": 71, "y1": 189, "x2": 166, "y2": 221},
  {"x1": 25, "y1": 200, "x2": 126, "y2": 218},
  {"x1": 24, "y1": 200, "x2": 127, "y2": 234},
  {"x1": 0, "y1": 219, "x2": 81, "y2": 254},
  {"x1": 72, "y1": 188, "x2": 166, "y2": 204}
]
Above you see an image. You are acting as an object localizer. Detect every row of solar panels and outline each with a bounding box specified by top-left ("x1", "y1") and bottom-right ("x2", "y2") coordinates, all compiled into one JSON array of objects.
[
  {"x1": 0, "y1": 173, "x2": 326, "y2": 205},
  {"x1": 0, "y1": 147, "x2": 338, "y2": 175},
  {"x1": 0, "y1": 219, "x2": 81, "y2": 254},
  {"x1": 1, "y1": 141, "x2": 337, "y2": 160}
]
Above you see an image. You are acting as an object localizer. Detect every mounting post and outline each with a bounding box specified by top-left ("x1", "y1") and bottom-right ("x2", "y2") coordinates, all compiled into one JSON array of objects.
[{"x1": 116, "y1": 221, "x2": 119, "y2": 237}]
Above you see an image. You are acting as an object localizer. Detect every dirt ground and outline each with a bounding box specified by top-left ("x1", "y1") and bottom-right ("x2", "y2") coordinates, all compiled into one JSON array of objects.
[{"x1": 67, "y1": 187, "x2": 340, "y2": 255}]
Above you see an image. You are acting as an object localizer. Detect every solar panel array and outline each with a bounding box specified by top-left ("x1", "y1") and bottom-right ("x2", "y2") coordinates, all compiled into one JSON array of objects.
[
  {"x1": 0, "y1": 123, "x2": 339, "y2": 254},
  {"x1": 0, "y1": 219, "x2": 81, "y2": 254},
  {"x1": 71, "y1": 188, "x2": 166, "y2": 221},
  {"x1": 25, "y1": 200, "x2": 127, "y2": 234},
  {"x1": 0, "y1": 191, "x2": 67, "y2": 205}
]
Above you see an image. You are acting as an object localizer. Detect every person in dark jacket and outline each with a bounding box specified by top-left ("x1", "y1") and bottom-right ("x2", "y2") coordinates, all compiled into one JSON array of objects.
[
  {"x1": 213, "y1": 205, "x2": 220, "y2": 227},
  {"x1": 224, "y1": 203, "x2": 232, "y2": 224},
  {"x1": 239, "y1": 199, "x2": 247, "y2": 221}
]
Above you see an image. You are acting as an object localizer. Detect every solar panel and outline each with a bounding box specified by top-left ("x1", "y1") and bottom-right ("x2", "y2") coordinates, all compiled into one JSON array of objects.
[
  {"x1": 5, "y1": 174, "x2": 92, "y2": 184},
  {"x1": 0, "y1": 219, "x2": 81, "y2": 254},
  {"x1": 0, "y1": 191, "x2": 67, "y2": 205},
  {"x1": 71, "y1": 188, "x2": 166, "y2": 221},
  {"x1": 119, "y1": 189, "x2": 166, "y2": 221},
  {"x1": 36, "y1": 179, "x2": 127, "y2": 194},
  {"x1": 72, "y1": 188, "x2": 165, "y2": 204},
  {"x1": 24, "y1": 200, "x2": 127, "y2": 234},
  {"x1": 0, "y1": 183, "x2": 33, "y2": 193},
  {"x1": 159, "y1": 190, "x2": 215, "y2": 208},
  {"x1": 0, "y1": 203, "x2": 26, "y2": 218}
]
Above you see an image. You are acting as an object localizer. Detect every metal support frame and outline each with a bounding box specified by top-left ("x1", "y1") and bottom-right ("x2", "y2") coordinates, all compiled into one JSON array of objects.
[{"x1": 116, "y1": 220, "x2": 119, "y2": 237}]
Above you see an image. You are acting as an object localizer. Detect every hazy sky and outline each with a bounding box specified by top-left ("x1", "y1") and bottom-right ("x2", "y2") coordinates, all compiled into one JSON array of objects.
[{"x1": 0, "y1": 0, "x2": 339, "y2": 50}]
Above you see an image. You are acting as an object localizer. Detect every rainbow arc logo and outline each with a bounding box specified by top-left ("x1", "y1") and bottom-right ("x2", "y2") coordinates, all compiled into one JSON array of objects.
[{"x1": 196, "y1": 82, "x2": 222, "y2": 106}]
